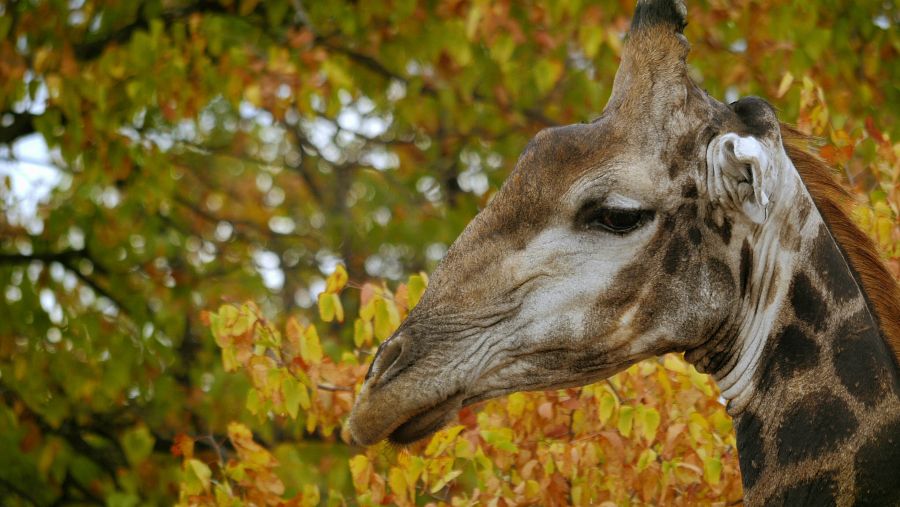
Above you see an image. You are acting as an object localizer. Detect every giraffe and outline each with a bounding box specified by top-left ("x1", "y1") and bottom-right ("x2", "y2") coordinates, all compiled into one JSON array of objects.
[{"x1": 347, "y1": 1, "x2": 900, "y2": 505}]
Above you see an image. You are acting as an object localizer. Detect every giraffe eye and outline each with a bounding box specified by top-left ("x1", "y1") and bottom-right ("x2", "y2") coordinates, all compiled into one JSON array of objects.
[{"x1": 577, "y1": 206, "x2": 655, "y2": 234}]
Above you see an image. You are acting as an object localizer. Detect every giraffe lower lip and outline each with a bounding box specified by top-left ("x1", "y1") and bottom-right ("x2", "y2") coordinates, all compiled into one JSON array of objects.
[{"x1": 387, "y1": 391, "x2": 465, "y2": 445}]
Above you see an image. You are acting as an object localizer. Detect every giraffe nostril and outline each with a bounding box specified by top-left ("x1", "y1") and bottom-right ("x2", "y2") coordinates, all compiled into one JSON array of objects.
[{"x1": 367, "y1": 333, "x2": 409, "y2": 386}]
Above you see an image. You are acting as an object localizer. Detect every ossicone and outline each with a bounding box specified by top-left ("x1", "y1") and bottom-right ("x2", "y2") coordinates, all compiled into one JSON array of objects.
[{"x1": 630, "y1": 0, "x2": 688, "y2": 33}]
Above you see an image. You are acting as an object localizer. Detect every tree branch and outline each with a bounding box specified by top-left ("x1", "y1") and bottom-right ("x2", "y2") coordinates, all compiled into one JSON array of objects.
[{"x1": 0, "y1": 112, "x2": 36, "y2": 145}]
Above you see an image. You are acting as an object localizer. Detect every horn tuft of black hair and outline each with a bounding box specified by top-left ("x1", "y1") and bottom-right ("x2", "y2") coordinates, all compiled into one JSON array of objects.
[{"x1": 630, "y1": 0, "x2": 688, "y2": 33}]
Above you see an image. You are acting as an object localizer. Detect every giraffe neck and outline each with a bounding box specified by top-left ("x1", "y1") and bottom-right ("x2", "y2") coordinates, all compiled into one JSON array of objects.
[{"x1": 696, "y1": 200, "x2": 900, "y2": 505}]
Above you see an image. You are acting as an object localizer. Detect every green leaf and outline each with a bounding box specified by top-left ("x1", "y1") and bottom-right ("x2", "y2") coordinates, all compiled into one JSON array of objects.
[
  {"x1": 106, "y1": 492, "x2": 140, "y2": 507},
  {"x1": 617, "y1": 405, "x2": 634, "y2": 438},
  {"x1": 480, "y1": 428, "x2": 518, "y2": 453},
  {"x1": 430, "y1": 469, "x2": 463, "y2": 493},
  {"x1": 353, "y1": 318, "x2": 373, "y2": 348},
  {"x1": 246, "y1": 388, "x2": 262, "y2": 415},
  {"x1": 407, "y1": 274, "x2": 427, "y2": 309},
  {"x1": 703, "y1": 456, "x2": 723, "y2": 485},
  {"x1": 318, "y1": 292, "x2": 335, "y2": 322},
  {"x1": 638, "y1": 405, "x2": 661, "y2": 442},
  {"x1": 373, "y1": 298, "x2": 393, "y2": 341},
  {"x1": 283, "y1": 376, "x2": 310, "y2": 419},
  {"x1": 637, "y1": 448, "x2": 657, "y2": 472},
  {"x1": 533, "y1": 58, "x2": 563, "y2": 95},
  {"x1": 300, "y1": 325, "x2": 323, "y2": 365},
  {"x1": 186, "y1": 458, "x2": 212, "y2": 492},
  {"x1": 121, "y1": 425, "x2": 155, "y2": 466},
  {"x1": 598, "y1": 392, "x2": 616, "y2": 425}
]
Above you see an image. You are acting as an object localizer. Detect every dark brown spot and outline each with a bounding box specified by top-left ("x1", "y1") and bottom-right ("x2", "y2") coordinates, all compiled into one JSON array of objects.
[
  {"x1": 667, "y1": 163, "x2": 680, "y2": 179},
  {"x1": 661, "y1": 212, "x2": 678, "y2": 231},
  {"x1": 707, "y1": 257, "x2": 736, "y2": 295},
  {"x1": 665, "y1": 131, "x2": 698, "y2": 179},
  {"x1": 811, "y1": 225, "x2": 859, "y2": 303},
  {"x1": 688, "y1": 226, "x2": 701, "y2": 246},
  {"x1": 739, "y1": 239, "x2": 753, "y2": 298},
  {"x1": 735, "y1": 411, "x2": 765, "y2": 490},
  {"x1": 678, "y1": 202, "x2": 698, "y2": 218},
  {"x1": 681, "y1": 183, "x2": 698, "y2": 199},
  {"x1": 756, "y1": 324, "x2": 820, "y2": 393},
  {"x1": 852, "y1": 418, "x2": 900, "y2": 506},
  {"x1": 663, "y1": 236, "x2": 689, "y2": 275},
  {"x1": 789, "y1": 272, "x2": 827, "y2": 331},
  {"x1": 766, "y1": 472, "x2": 839, "y2": 507},
  {"x1": 776, "y1": 392, "x2": 857, "y2": 466},
  {"x1": 833, "y1": 309, "x2": 898, "y2": 406},
  {"x1": 778, "y1": 221, "x2": 802, "y2": 252},
  {"x1": 704, "y1": 207, "x2": 733, "y2": 245}
]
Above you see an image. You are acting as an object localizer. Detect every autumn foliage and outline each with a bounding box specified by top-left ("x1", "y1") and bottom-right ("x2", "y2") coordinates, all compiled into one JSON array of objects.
[
  {"x1": 0, "y1": 1, "x2": 898, "y2": 506},
  {"x1": 193, "y1": 267, "x2": 742, "y2": 505}
]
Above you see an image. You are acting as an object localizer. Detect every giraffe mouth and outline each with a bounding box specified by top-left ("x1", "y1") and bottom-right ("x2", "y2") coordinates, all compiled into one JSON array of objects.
[{"x1": 386, "y1": 390, "x2": 469, "y2": 445}]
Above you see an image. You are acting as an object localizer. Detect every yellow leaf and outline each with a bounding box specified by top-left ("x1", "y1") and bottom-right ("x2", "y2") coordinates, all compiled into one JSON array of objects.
[
  {"x1": 663, "y1": 353, "x2": 688, "y2": 373},
  {"x1": 234, "y1": 304, "x2": 256, "y2": 336},
  {"x1": 424, "y1": 425, "x2": 466, "y2": 457},
  {"x1": 703, "y1": 457, "x2": 723, "y2": 485},
  {"x1": 429, "y1": 469, "x2": 463, "y2": 494},
  {"x1": 186, "y1": 458, "x2": 211, "y2": 492},
  {"x1": 777, "y1": 71, "x2": 794, "y2": 98},
  {"x1": 598, "y1": 392, "x2": 616, "y2": 425},
  {"x1": 214, "y1": 483, "x2": 234, "y2": 503},
  {"x1": 286, "y1": 316, "x2": 303, "y2": 354},
  {"x1": 301, "y1": 325, "x2": 323, "y2": 365},
  {"x1": 388, "y1": 467, "x2": 408, "y2": 504},
  {"x1": 618, "y1": 405, "x2": 634, "y2": 437},
  {"x1": 525, "y1": 479, "x2": 541, "y2": 498},
  {"x1": 373, "y1": 298, "x2": 393, "y2": 341},
  {"x1": 301, "y1": 484, "x2": 320, "y2": 507},
  {"x1": 507, "y1": 392, "x2": 526, "y2": 418},
  {"x1": 318, "y1": 292, "x2": 335, "y2": 322},
  {"x1": 306, "y1": 410, "x2": 318, "y2": 433},
  {"x1": 639, "y1": 405, "x2": 661, "y2": 442},
  {"x1": 386, "y1": 298, "x2": 401, "y2": 329},
  {"x1": 360, "y1": 300, "x2": 375, "y2": 322},
  {"x1": 221, "y1": 345, "x2": 238, "y2": 372},
  {"x1": 403, "y1": 456, "x2": 426, "y2": 489},
  {"x1": 332, "y1": 293, "x2": 344, "y2": 323},
  {"x1": 245, "y1": 388, "x2": 261, "y2": 415},
  {"x1": 571, "y1": 485, "x2": 583, "y2": 505},
  {"x1": 710, "y1": 409, "x2": 733, "y2": 435},
  {"x1": 407, "y1": 274, "x2": 427, "y2": 309},
  {"x1": 326, "y1": 264, "x2": 349, "y2": 293},
  {"x1": 637, "y1": 448, "x2": 657, "y2": 472},
  {"x1": 245, "y1": 83, "x2": 262, "y2": 106},
  {"x1": 349, "y1": 455, "x2": 371, "y2": 490},
  {"x1": 354, "y1": 318, "x2": 373, "y2": 348},
  {"x1": 283, "y1": 376, "x2": 309, "y2": 418}
]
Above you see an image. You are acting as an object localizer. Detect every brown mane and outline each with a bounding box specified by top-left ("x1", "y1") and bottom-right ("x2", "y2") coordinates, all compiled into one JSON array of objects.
[{"x1": 781, "y1": 124, "x2": 900, "y2": 366}]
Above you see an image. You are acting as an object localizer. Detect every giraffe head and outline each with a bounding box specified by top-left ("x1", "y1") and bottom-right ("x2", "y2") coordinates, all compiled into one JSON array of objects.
[{"x1": 348, "y1": 0, "x2": 805, "y2": 445}]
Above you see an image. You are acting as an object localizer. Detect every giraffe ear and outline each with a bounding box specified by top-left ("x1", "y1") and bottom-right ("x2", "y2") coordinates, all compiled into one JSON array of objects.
[{"x1": 706, "y1": 97, "x2": 785, "y2": 224}]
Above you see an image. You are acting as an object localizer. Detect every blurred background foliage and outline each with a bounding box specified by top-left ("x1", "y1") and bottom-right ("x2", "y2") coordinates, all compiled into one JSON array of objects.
[{"x1": 0, "y1": 0, "x2": 897, "y2": 505}]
